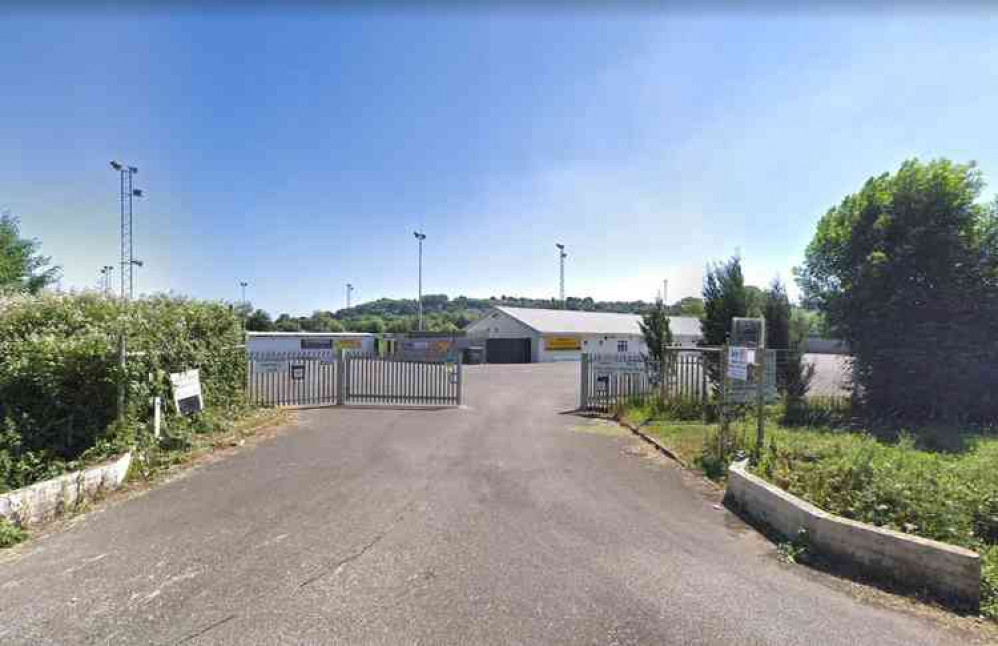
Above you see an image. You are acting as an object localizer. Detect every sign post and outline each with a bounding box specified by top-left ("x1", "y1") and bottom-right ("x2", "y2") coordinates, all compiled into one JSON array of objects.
[{"x1": 755, "y1": 319, "x2": 767, "y2": 461}]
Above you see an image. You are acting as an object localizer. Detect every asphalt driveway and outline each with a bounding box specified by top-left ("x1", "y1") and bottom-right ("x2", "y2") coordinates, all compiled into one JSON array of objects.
[{"x1": 0, "y1": 363, "x2": 981, "y2": 644}]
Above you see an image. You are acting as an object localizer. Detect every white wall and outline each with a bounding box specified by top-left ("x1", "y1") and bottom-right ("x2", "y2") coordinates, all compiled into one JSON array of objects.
[
  {"x1": 247, "y1": 334, "x2": 376, "y2": 354},
  {"x1": 672, "y1": 334, "x2": 700, "y2": 349},
  {"x1": 466, "y1": 310, "x2": 536, "y2": 340},
  {"x1": 538, "y1": 333, "x2": 648, "y2": 362}
]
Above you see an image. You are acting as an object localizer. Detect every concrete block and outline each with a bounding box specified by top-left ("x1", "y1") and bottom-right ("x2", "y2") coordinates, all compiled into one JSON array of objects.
[
  {"x1": 724, "y1": 459, "x2": 980, "y2": 610},
  {"x1": 0, "y1": 452, "x2": 132, "y2": 526}
]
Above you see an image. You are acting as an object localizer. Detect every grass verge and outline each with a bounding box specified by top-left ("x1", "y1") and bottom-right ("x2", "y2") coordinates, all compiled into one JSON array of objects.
[{"x1": 620, "y1": 401, "x2": 998, "y2": 619}]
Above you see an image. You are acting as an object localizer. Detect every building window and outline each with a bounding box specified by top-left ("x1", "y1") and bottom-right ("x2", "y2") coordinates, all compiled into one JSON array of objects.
[
  {"x1": 617, "y1": 340, "x2": 628, "y2": 353},
  {"x1": 301, "y1": 339, "x2": 333, "y2": 350}
]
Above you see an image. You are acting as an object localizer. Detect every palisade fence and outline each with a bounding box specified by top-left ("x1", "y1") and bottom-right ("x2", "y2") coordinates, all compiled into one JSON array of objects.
[
  {"x1": 579, "y1": 349, "x2": 720, "y2": 412},
  {"x1": 247, "y1": 351, "x2": 462, "y2": 408}
]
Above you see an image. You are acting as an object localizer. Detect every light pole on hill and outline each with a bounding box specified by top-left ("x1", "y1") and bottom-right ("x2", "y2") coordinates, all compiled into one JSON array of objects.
[
  {"x1": 346, "y1": 283, "x2": 354, "y2": 309},
  {"x1": 556, "y1": 243, "x2": 567, "y2": 306},
  {"x1": 240, "y1": 281, "x2": 249, "y2": 305},
  {"x1": 110, "y1": 161, "x2": 143, "y2": 299},
  {"x1": 414, "y1": 231, "x2": 426, "y2": 331}
]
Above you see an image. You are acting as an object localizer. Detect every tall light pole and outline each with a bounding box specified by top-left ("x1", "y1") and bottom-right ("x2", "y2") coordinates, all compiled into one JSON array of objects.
[
  {"x1": 346, "y1": 283, "x2": 354, "y2": 309},
  {"x1": 414, "y1": 231, "x2": 426, "y2": 331},
  {"x1": 99, "y1": 265, "x2": 114, "y2": 295},
  {"x1": 110, "y1": 161, "x2": 143, "y2": 299},
  {"x1": 556, "y1": 243, "x2": 567, "y2": 305},
  {"x1": 240, "y1": 281, "x2": 249, "y2": 305}
]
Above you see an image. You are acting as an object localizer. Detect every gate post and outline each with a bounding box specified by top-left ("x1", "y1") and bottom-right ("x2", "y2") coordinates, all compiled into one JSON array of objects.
[
  {"x1": 580, "y1": 353, "x2": 589, "y2": 411},
  {"x1": 456, "y1": 357, "x2": 463, "y2": 406},
  {"x1": 336, "y1": 349, "x2": 346, "y2": 406}
]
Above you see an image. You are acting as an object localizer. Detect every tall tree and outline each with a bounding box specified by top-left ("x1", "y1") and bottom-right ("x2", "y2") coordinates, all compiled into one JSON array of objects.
[
  {"x1": 0, "y1": 212, "x2": 60, "y2": 294},
  {"x1": 797, "y1": 158, "x2": 998, "y2": 426},
  {"x1": 245, "y1": 309, "x2": 274, "y2": 331},
  {"x1": 700, "y1": 255, "x2": 747, "y2": 347},
  {"x1": 700, "y1": 256, "x2": 748, "y2": 388},
  {"x1": 640, "y1": 297, "x2": 673, "y2": 363},
  {"x1": 764, "y1": 278, "x2": 814, "y2": 419}
]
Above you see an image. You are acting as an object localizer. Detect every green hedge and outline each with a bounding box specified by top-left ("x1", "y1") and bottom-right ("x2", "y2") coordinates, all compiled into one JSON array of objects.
[{"x1": 0, "y1": 292, "x2": 247, "y2": 492}]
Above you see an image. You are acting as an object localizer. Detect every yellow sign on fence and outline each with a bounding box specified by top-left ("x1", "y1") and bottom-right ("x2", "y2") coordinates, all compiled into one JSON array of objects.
[
  {"x1": 544, "y1": 336, "x2": 581, "y2": 351},
  {"x1": 335, "y1": 339, "x2": 362, "y2": 350}
]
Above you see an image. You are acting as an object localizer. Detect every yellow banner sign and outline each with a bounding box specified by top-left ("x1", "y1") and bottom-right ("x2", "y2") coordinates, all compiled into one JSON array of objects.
[
  {"x1": 334, "y1": 339, "x2": 362, "y2": 350},
  {"x1": 545, "y1": 336, "x2": 581, "y2": 351}
]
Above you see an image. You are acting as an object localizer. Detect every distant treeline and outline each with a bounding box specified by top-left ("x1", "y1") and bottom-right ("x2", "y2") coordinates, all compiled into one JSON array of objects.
[{"x1": 240, "y1": 294, "x2": 708, "y2": 334}]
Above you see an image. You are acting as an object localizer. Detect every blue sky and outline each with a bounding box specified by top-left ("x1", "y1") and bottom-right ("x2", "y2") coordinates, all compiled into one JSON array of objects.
[{"x1": 3, "y1": 7, "x2": 998, "y2": 315}]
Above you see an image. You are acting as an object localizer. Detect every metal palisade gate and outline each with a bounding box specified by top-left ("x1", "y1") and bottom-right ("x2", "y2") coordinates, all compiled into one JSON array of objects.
[
  {"x1": 344, "y1": 354, "x2": 461, "y2": 406},
  {"x1": 248, "y1": 351, "x2": 339, "y2": 407},
  {"x1": 579, "y1": 353, "x2": 658, "y2": 412},
  {"x1": 247, "y1": 351, "x2": 462, "y2": 408}
]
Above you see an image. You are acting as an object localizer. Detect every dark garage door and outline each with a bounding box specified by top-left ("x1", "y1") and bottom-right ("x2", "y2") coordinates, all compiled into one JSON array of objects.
[{"x1": 486, "y1": 338, "x2": 532, "y2": 364}]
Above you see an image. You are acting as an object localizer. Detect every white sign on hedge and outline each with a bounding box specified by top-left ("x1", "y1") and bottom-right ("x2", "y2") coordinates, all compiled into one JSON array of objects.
[{"x1": 169, "y1": 369, "x2": 204, "y2": 415}]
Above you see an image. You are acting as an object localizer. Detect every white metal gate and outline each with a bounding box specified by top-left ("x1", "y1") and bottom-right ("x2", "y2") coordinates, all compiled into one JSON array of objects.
[{"x1": 247, "y1": 351, "x2": 461, "y2": 408}]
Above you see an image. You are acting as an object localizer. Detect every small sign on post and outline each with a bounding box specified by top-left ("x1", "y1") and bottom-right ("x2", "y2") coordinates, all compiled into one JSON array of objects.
[
  {"x1": 727, "y1": 347, "x2": 749, "y2": 381},
  {"x1": 169, "y1": 369, "x2": 204, "y2": 415},
  {"x1": 290, "y1": 364, "x2": 306, "y2": 381}
]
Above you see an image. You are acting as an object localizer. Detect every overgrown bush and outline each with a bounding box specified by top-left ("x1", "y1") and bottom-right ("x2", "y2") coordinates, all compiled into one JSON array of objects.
[
  {"x1": 754, "y1": 429, "x2": 998, "y2": 615},
  {"x1": 0, "y1": 292, "x2": 247, "y2": 492}
]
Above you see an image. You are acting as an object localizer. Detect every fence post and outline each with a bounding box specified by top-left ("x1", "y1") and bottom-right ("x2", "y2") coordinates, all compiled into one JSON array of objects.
[
  {"x1": 336, "y1": 349, "x2": 346, "y2": 406},
  {"x1": 720, "y1": 344, "x2": 730, "y2": 434},
  {"x1": 754, "y1": 320, "x2": 767, "y2": 462},
  {"x1": 117, "y1": 334, "x2": 127, "y2": 424},
  {"x1": 456, "y1": 357, "x2": 463, "y2": 406},
  {"x1": 580, "y1": 353, "x2": 589, "y2": 410}
]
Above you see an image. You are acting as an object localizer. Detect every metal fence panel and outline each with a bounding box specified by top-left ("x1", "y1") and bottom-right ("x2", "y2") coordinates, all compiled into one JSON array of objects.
[
  {"x1": 345, "y1": 354, "x2": 461, "y2": 407},
  {"x1": 579, "y1": 349, "x2": 721, "y2": 412},
  {"x1": 248, "y1": 351, "x2": 339, "y2": 407}
]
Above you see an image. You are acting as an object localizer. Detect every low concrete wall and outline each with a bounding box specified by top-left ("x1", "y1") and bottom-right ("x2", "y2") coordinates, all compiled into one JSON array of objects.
[
  {"x1": 0, "y1": 452, "x2": 132, "y2": 526},
  {"x1": 724, "y1": 459, "x2": 980, "y2": 609}
]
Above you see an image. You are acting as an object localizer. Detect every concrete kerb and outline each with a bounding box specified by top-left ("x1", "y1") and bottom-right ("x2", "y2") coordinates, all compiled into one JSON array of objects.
[
  {"x1": 617, "y1": 418, "x2": 689, "y2": 468},
  {"x1": 0, "y1": 452, "x2": 132, "y2": 527},
  {"x1": 724, "y1": 459, "x2": 981, "y2": 611}
]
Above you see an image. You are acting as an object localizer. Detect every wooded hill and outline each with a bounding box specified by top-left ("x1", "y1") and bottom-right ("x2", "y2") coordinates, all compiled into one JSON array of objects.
[{"x1": 243, "y1": 294, "x2": 707, "y2": 333}]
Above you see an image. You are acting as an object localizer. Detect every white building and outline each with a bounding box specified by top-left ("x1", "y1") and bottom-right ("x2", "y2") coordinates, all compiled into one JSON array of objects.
[
  {"x1": 464, "y1": 306, "x2": 701, "y2": 363},
  {"x1": 246, "y1": 332, "x2": 377, "y2": 355}
]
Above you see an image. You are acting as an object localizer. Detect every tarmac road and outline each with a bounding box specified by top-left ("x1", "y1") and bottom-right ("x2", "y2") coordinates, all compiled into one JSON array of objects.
[{"x1": 0, "y1": 363, "x2": 979, "y2": 644}]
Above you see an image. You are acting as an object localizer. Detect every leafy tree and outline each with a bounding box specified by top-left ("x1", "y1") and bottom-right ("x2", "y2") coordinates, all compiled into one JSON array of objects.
[
  {"x1": 797, "y1": 158, "x2": 998, "y2": 426},
  {"x1": 744, "y1": 285, "x2": 766, "y2": 317},
  {"x1": 700, "y1": 256, "x2": 748, "y2": 388},
  {"x1": 764, "y1": 278, "x2": 814, "y2": 421},
  {"x1": 274, "y1": 313, "x2": 301, "y2": 332},
  {"x1": 700, "y1": 255, "x2": 747, "y2": 347},
  {"x1": 302, "y1": 310, "x2": 344, "y2": 333},
  {"x1": 640, "y1": 297, "x2": 673, "y2": 363},
  {"x1": 245, "y1": 309, "x2": 274, "y2": 331},
  {"x1": 676, "y1": 296, "x2": 704, "y2": 317},
  {"x1": 0, "y1": 211, "x2": 60, "y2": 294}
]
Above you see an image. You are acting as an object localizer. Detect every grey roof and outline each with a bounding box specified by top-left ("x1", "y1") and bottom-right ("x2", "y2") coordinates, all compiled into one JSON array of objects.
[{"x1": 494, "y1": 306, "x2": 701, "y2": 338}]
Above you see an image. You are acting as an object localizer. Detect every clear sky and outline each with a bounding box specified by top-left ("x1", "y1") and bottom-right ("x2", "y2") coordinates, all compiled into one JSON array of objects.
[{"x1": 3, "y1": 6, "x2": 997, "y2": 315}]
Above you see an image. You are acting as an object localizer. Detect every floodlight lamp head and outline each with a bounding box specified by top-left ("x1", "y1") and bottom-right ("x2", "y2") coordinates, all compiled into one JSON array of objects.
[{"x1": 110, "y1": 160, "x2": 123, "y2": 171}]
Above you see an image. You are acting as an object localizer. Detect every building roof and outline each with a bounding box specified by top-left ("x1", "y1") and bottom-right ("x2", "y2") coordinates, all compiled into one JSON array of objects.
[{"x1": 492, "y1": 306, "x2": 701, "y2": 338}]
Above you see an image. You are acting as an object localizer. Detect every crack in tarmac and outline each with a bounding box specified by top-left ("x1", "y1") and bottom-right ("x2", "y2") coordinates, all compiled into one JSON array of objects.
[
  {"x1": 297, "y1": 500, "x2": 417, "y2": 590},
  {"x1": 173, "y1": 614, "x2": 236, "y2": 644}
]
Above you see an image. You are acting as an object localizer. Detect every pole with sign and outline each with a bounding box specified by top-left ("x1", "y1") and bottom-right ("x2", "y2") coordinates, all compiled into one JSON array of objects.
[{"x1": 754, "y1": 318, "x2": 767, "y2": 461}]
